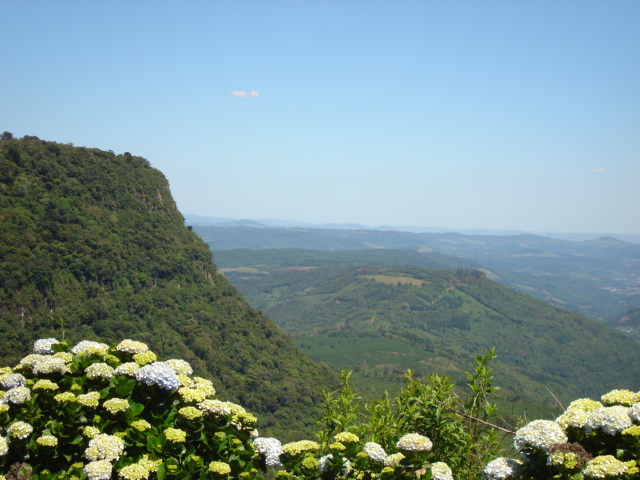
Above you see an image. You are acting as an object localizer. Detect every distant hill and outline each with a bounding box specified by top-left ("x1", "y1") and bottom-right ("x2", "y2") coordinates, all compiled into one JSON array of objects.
[
  {"x1": 194, "y1": 225, "x2": 640, "y2": 319},
  {"x1": 218, "y1": 259, "x2": 640, "y2": 411},
  {"x1": 0, "y1": 135, "x2": 338, "y2": 439}
]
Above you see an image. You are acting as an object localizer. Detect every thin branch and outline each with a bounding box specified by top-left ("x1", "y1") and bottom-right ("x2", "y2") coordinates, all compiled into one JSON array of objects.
[
  {"x1": 546, "y1": 387, "x2": 565, "y2": 411},
  {"x1": 434, "y1": 399, "x2": 516, "y2": 435}
]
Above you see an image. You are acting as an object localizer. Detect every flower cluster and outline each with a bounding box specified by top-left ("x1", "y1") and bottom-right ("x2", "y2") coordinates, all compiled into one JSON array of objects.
[
  {"x1": 33, "y1": 338, "x2": 60, "y2": 355},
  {"x1": 430, "y1": 461, "x2": 454, "y2": 480},
  {"x1": 485, "y1": 388, "x2": 640, "y2": 480},
  {"x1": 85, "y1": 434, "x2": 125, "y2": 461},
  {"x1": 362, "y1": 442, "x2": 387, "y2": 462},
  {"x1": 253, "y1": 437, "x2": 284, "y2": 467},
  {"x1": 396, "y1": 433, "x2": 433, "y2": 452},
  {"x1": 135, "y1": 362, "x2": 180, "y2": 391},
  {"x1": 116, "y1": 339, "x2": 149, "y2": 354},
  {"x1": 513, "y1": 419, "x2": 567, "y2": 454}
]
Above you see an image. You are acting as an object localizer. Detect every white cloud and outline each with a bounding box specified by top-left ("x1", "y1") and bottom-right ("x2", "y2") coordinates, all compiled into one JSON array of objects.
[
  {"x1": 229, "y1": 90, "x2": 260, "y2": 98},
  {"x1": 591, "y1": 168, "x2": 606, "y2": 173}
]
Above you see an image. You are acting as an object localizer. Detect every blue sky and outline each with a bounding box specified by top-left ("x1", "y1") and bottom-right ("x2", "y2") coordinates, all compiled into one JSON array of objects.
[{"x1": 2, "y1": 1, "x2": 639, "y2": 234}]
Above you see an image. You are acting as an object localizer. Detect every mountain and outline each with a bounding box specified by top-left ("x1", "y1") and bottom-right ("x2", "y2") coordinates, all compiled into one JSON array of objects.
[
  {"x1": 0, "y1": 135, "x2": 338, "y2": 439},
  {"x1": 194, "y1": 225, "x2": 640, "y2": 319},
  {"x1": 217, "y1": 256, "x2": 640, "y2": 412}
]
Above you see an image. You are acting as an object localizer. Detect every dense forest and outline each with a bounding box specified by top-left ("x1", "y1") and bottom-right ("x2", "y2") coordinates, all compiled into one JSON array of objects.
[{"x1": 0, "y1": 134, "x2": 338, "y2": 439}]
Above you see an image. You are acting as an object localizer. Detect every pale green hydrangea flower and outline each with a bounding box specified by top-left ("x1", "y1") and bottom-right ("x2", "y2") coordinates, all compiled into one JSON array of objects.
[
  {"x1": 178, "y1": 374, "x2": 195, "y2": 387},
  {"x1": 165, "y1": 428, "x2": 187, "y2": 443},
  {"x1": 198, "y1": 399, "x2": 245, "y2": 416},
  {"x1": 55, "y1": 391, "x2": 77, "y2": 403},
  {"x1": 8, "y1": 421, "x2": 33, "y2": 439},
  {"x1": 116, "y1": 340, "x2": 150, "y2": 354},
  {"x1": 334, "y1": 431, "x2": 359, "y2": 444},
  {"x1": 103, "y1": 398, "x2": 129, "y2": 414},
  {"x1": 138, "y1": 455, "x2": 162, "y2": 472},
  {"x1": 133, "y1": 352, "x2": 157, "y2": 366},
  {"x1": 208, "y1": 461, "x2": 231, "y2": 475},
  {"x1": 302, "y1": 456, "x2": 319, "y2": 470},
  {"x1": 115, "y1": 362, "x2": 140, "y2": 377},
  {"x1": 556, "y1": 399, "x2": 603, "y2": 429},
  {"x1": 72, "y1": 341, "x2": 109, "y2": 355},
  {"x1": 83, "y1": 426, "x2": 101, "y2": 439},
  {"x1": 0, "y1": 436, "x2": 8, "y2": 456},
  {"x1": 53, "y1": 351, "x2": 74, "y2": 363},
  {"x1": 329, "y1": 442, "x2": 346, "y2": 451},
  {"x1": 85, "y1": 363, "x2": 115, "y2": 381},
  {"x1": 119, "y1": 463, "x2": 150, "y2": 480},
  {"x1": 165, "y1": 359, "x2": 193, "y2": 375},
  {"x1": 36, "y1": 435, "x2": 58, "y2": 447},
  {"x1": 130, "y1": 420, "x2": 152, "y2": 432},
  {"x1": 85, "y1": 434, "x2": 125, "y2": 461},
  {"x1": 33, "y1": 357, "x2": 67, "y2": 375},
  {"x1": 282, "y1": 440, "x2": 320, "y2": 456},
  {"x1": 384, "y1": 453, "x2": 405, "y2": 468},
  {"x1": 583, "y1": 455, "x2": 627, "y2": 478},
  {"x1": 179, "y1": 406, "x2": 203, "y2": 420},
  {"x1": 84, "y1": 460, "x2": 113, "y2": 480},
  {"x1": 397, "y1": 433, "x2": 433, "y2": 452},
  {"x1": 178, "y1": 386, "x2": 207, "y2": 403},
  {"x1": 430, "y1": 462, "x2": 453, "y2": 480},
  {"x1": 33, "y1": 379, "x2": 59, "y2": 390},
  {"x1": 77, "y1": 392, "x2": 101, "y2": 408},
  {"x1": 601, "y1": 389, "x2": 637, "y2": 406}
]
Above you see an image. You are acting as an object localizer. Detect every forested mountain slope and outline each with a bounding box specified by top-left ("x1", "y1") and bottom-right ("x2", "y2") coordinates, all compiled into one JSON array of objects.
[
  {"x1": 222, "y1": 260, "x2": 640, "y2": 409},
  {"x1": 0, "y1": 135, "x2": 338, "y2": 439}
]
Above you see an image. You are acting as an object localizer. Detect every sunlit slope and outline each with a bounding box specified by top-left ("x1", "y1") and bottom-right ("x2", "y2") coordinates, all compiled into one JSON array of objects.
[{"x1": 0, "y1": 135, "x2": 338, "y2": 438}]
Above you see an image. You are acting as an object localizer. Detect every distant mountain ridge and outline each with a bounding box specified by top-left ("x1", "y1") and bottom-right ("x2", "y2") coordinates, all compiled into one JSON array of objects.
[
  {"x1": 184, "y1": 214, "x2": 640, "y2": 244},
  {"x1": 0, "y1": 136, "x2": 338, "y2": 439}
]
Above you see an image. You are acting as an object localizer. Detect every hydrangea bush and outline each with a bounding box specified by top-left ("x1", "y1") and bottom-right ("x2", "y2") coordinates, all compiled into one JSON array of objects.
[
  {"x1": 483, "y1": 389, "x2": 640, "y2": 480},
  {"x1": 0, "y1": 339, "x2": 453, "y2": 480}
]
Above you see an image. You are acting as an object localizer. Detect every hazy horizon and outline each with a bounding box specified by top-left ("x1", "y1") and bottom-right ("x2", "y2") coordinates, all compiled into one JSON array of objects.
[{"x1": 3, "y1": 1, "x2": 639, "y2": 235}]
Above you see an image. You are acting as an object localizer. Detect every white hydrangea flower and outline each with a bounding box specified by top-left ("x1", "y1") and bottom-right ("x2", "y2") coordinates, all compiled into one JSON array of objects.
[
  {"x1": 33, "y1": 356, "x2": 67, "y2": 375},
  {"x1": 116, "y1": 339, "x2": 149, "y2": 354},
  {"x1": 198, "y1": 399, "x2": 245, "y2": 416},
  {"x1": 513, "y1": 419, "x2": 567, "y2": 454},
  {"x1": 4, "y1": 386, "x2": 31, "y2": 405},
  {"x1": 556, "y1": 398, "x2": 603, "y2": 429},
  {"x1": 103, "y1": 398, "x2": 129, "y2": 414},
  {"x1": 629, "y1": 402, "x2": 640, "y2": 422},
  {"x1": 8, "y1": 421, "x2": 33, "y2": 440},
  {"x1": 85, "y1": 363, "x2": 115, "y2": 380},
  {"x1": 85, "y1": 434, "x2": 125, "y2": 461},
  {"x1": 0, "y1": 436, "x2": 8, "y2": 456},
  {"x1": 165, "y1": 359, "x2": 193, "y2": 375},
  {"x1": 483, "y1": 457, "x2": 522, "y2": 480},
  {"x1": 17, "y1": 354, "x2": 46, "y2": 369},
  {"x1": 136, "y1": 362, "x2": 180, "y2": 391},
  {"x1": 396, "y1": 433, "x2": 433, "y2": 452},
  {"x1": 430, "y1": 462, "x2": 453, "y2": 480},
  {"x1": 253, "y1": 437, "x2": 284, "y2": 467},
  {"x1": 115, "y1": 362, "x2": 140, "y2": 377},
  {"x1": 1, "y1": 373, "x2": 26, "y2": 390},
  {"x1": 72, "y1": 341, "x2": 109, "y2": 355},
  {"x1": 583, "y1": 455, "x2": 627, "y2": 478},
  {"x1": 363, "y1": 442, "x2": 387, "y2": 462},
  {"x1": 33, "y1": 338, "x2": 60, "y2": 355},
  {"x1": 84, "y1": 460, "x2": 113, "y2": 480},
  {"x1": 585, "y1": 406, "x2": 633, "y2": 435}
]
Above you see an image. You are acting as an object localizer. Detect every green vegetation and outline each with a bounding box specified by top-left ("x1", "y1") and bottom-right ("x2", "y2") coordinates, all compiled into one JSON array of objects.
[
  {"x1": 198, "y1": 224, "x2": 640, "y2": 319},
  {"x1": 218, "y1": 261, "x2": 640, "y2": 413},
  {"x1": 0, "y1": 135, "x2": 338, "y2": 439}
]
